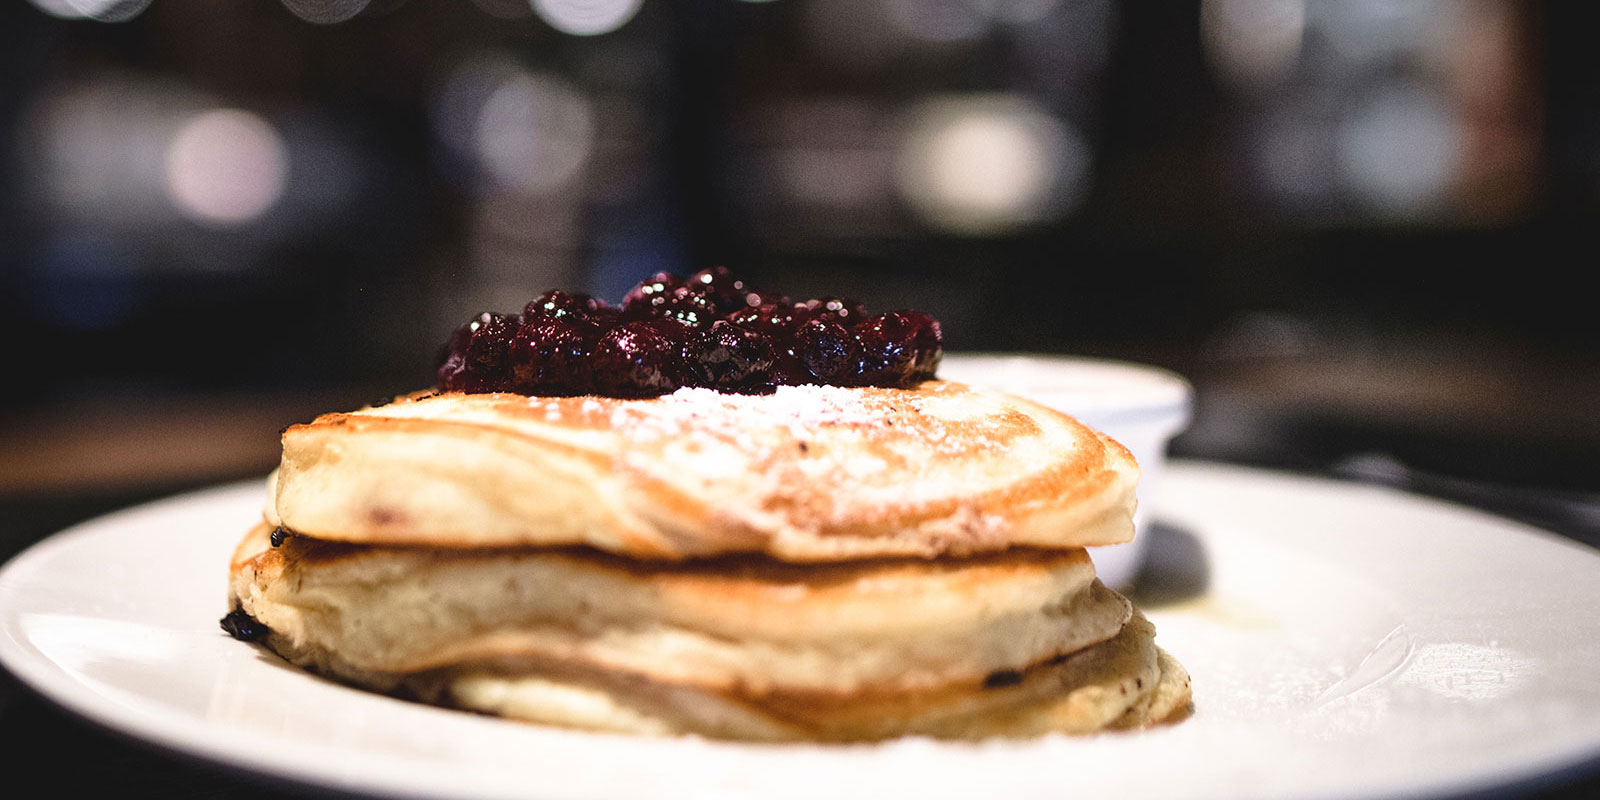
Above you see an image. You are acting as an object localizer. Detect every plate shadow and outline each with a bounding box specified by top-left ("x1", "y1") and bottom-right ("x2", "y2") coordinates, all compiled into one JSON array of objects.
[{"x1": 1122, "y1": 519, "x2": 1211, "y2": 608}]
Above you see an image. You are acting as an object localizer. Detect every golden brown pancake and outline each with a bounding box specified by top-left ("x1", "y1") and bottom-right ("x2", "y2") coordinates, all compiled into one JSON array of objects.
[
  {"x1": 226, "y1": 523, "x2": 1190, "y2": 741},
  {"x1": 269, "y1": 381, "x2": 1140, "y2": 562},
  {"x1": 437, "y1": 611, "x2": 1191, "y2": 742},
  {"x1": 228, "y1": 523, "x2": 1133, "y2": 696},
  {"x1": 231, "y1": 379, "x2": 1190, "y2": 741}
]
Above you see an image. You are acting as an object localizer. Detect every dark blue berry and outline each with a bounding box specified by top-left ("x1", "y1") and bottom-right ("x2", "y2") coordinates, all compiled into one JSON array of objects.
[
  {"x1": 796, "y1": 318, "x2": 859, "y2": 383},
  {"x1": 525, "y1": 290, "x2": 604, "y2": 323},
  {"x1": 853, "y1": 311, "x2": 942, "y2": 386},
  {"x1": 898, "y1": 310, "x2": 942, "y2": 380},
  {"x1": 436, "y1": 269, "x2": 938, "y2": 397},
  {"x1": 686, "y1": 321, "x2": 774, "y2": 390},
  {"x1": 509, "y1": 316, "x2": 597, "y2": 394},
  {"x1": 451, "y1": 312, "x2": 517, "y2": 392},
  {"x1": 652, "y1": 285, "x2": 721, "y2": 331},
  {"x1": 622, "y1": 272, "x2": 684, "y2": 318},
  {"x1": 727, "y1": 303, "x2": 800, "y2": 337},
  {"x1": 591, "y1": 319, "x2": 688, "y2": 396},
  {"x1": 685, "y1": 266, "x2": 749, "y2": 313}
]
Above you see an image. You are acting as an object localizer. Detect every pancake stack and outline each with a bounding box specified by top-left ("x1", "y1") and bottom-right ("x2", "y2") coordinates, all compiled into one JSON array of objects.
[{"x1": 225, "y1": 380, "x2": 1190, "y2": 741}]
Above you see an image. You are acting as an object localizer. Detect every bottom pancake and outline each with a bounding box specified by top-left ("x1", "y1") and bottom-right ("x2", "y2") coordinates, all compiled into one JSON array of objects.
[
  {"x1": 224, "y1": 523, "x2": 1191, "y2": 741},
  {"x1": 228, "y1": 523, "x2": 1133, "y2": 697},
  {"x1": 436, "y1": 611, "x2": 1190, "y2": 742}
]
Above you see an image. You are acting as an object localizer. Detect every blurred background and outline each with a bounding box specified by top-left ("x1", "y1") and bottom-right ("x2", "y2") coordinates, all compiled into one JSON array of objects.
[{"x1": 1, "y1": 0, "x2": 1597, "y2": 533}]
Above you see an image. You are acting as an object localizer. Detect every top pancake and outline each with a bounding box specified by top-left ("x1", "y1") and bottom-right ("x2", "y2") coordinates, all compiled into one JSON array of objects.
[{"x1": 270, "y1": 379, "x2": 1139, "y2": 561}]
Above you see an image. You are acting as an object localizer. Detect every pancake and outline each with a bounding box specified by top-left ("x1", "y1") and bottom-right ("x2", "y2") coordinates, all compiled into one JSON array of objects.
[
  {"x1": 227, "y1": 523, "x2": 1134, "y2": 697},
  {"x1": 230, "y1": 373, "x2": 1191, "y2": 741},
  {"x1": 225, "y1": 523, "x2": 1190, "y2": 741},
  {"x1": 439, "y1": 611, "x2": 1190, "y2": 742},
  {"x1": 269, "y1": 380, "x2": 1140, "y2": 562}
]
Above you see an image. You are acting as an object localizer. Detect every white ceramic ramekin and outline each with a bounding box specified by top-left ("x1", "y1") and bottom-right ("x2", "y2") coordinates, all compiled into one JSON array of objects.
[{"x1": 938, "y1": 353, "x2": 1194, "y2": 588}]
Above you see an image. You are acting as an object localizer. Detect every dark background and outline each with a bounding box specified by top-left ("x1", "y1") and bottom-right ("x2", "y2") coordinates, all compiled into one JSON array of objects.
[
  {"x1": 2, "y1": 1, "x2": 1598, "y2": 797},
  {"x1": 3, "y1": 0, "x2": 1597, "y2": 499}
]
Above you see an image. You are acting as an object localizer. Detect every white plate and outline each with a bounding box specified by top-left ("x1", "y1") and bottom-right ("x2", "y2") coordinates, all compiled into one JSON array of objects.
[{"x1": 4, "y1": 462, "x2": 1600, "y2": 800}]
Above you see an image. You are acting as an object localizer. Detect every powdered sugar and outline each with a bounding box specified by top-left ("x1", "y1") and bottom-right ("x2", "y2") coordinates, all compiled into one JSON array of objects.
[{"x1": 611, "y1": 385, "x2": 903, "y2": 444}]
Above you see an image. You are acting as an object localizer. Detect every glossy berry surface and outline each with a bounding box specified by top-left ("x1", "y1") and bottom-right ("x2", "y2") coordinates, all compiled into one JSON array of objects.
[
  {"x1": 685, "y1": 266, "x2": 749, "y2": 313},
  {"x1": 438, "y1": 312, "x2": 518, "y2": 393},
  {"x1": 855, "y1": 311, "x2": 942, "y2": 386},
  {"x1": 621, "y1": 272, "x2": 683, "y2": 317},
  {"x1": 727, "y1": 303, "x2": 802, "y2": 337},
  {"x1": 524, "y1": 290, "x2": 602, "y2": 323},
  {"x1": 652, "y1": 285, "x2": 721, "y2": 331},
  {"x1": 795, "y1": 318, "x2": 858, "y2": 383},
  {"x1": 434, "y1": 267, "x2": 942, "y2": 397},
  {"x1": 590, "y1": 320, "x2": 688, "y2": 396},
  {"x1": 509, "y1": 316, "x2": 596, "y2": 394},
  {"x1": 686, "y1": 320, "x2": 774, "y2": 390}
]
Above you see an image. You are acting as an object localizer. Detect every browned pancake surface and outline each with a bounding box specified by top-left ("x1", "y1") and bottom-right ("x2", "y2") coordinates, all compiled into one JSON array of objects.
[
  {"x1": 227, "y1": 523, "x2": 1131, "y2": 696},
  {"x1": 270, "y1": 381, "x2": 1139, "y2": 561}
]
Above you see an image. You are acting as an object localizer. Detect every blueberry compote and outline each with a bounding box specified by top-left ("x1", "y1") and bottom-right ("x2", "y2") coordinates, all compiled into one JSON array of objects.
[{"x1": 435, "y1": 267, "x2": 941, "y2": 397}]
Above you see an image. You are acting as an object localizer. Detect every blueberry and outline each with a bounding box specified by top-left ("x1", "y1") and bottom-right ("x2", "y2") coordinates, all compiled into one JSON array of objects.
[
  {"x1": 591, "y1": 319, "x2": 688, "y2": 396},
  {"x1": 854, "y1": 311, "x2": 941, "y2": 387},
  {"x1": 796, "y1": 318, "x2": 859, "y2": 383},
  {"x1": 524, "y1": 290, "x2": 604, "y2": 323},
  {"x1": 652, "y1": 285, "x2": 721, "y2": 331},
  {"x1": 587, "y1": 303, "x2": 624, "y2": 331},
  {"x1": 897, "y1": 310, "x2": 942, "y2": 381},
  {"x1": 766, "y1": 353, "x2": 812, "y2": 388},
  {"x1": 437, "y1": 312, "x2": 516, "y2": 392},
  {"x1": 686, "y1": 321, "x2": 774, "y2": 390},
  {"x1": 621, "y1": 272, "x2": 684, "y2": 318},
  {"x1": 435, "y1": 270, "x2": 939, "y2": 396},
  {"x1": 509, "y1": 316, "x2": 598, "y2": 394},
  {"x1": 726, "y1": 303, "x2": 800, "y2": 337},
  {"x1": 684, "y1": 266, "x2": 749, "y2": 314},
  {"x1": 465, "y1": 312, "x2": 515, "y2": 368}
]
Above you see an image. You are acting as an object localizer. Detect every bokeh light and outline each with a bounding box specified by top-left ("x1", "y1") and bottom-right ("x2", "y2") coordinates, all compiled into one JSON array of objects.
[
  {"x1": 896, "y1": 95, "x2": 1088, "y2": 235},
  {"x1": 1201, "y1": 0, "x2": 1306, "y2": 92},
  {"x1": 278, "y1": 0, "x2": 373, "y2": 25},
  {"x1": 163, "y1": 109, "x2": 291, "y2": 226},
  {"x1": 434, "y1": 57, "x2": 596, "y2": 197},
  {"x1": 475, "y1": 72, "x2": 595, "y2": 195},
  {"x1": 1311, "y1": 0, "x2": 1437, "y2": 70},
  {"x1": 1336, "y1": 82, "x2": 1460, "y2": 218},
  {"x1": 27, "y1": 0, "x2": 151, "y2": 22},
  {"x1": 531, "y1": 0, "x2": 644, "y2": 36},
  {"x1": 23, "y1": 76, "x2": 189, "y2": 225}
]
